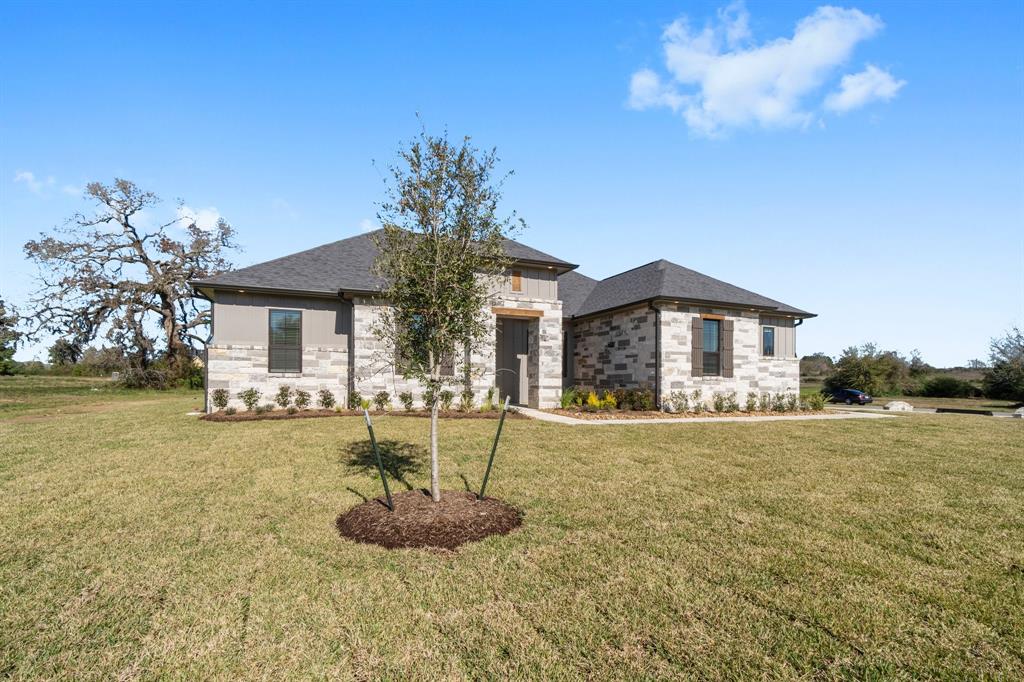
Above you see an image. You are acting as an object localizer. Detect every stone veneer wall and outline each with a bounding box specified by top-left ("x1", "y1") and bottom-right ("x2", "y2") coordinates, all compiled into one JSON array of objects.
[
  {"x1": 349, "y1": 295, "x2": 563, "y2": 409},
  {"x1": 657, "y1": 303, "x2": 799, "y2": 407},
  {"x1": 206, "y1": 344, "x2": 348, "y2": 411},
  {"x1": 571, "y1": 304, "x2": 657, "y2": 392}
]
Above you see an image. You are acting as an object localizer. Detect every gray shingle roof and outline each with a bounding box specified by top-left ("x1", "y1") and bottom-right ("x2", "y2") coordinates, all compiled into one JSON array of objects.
[
  {"x1": 570, "y1": 259, "x2": 813, "y2": 318},
  {"x1": 192, "y1": 229, "x2": 575, "y2": 294},
  {"x1": 556, "y1": 270, "x2": 599, "y2": 318}
]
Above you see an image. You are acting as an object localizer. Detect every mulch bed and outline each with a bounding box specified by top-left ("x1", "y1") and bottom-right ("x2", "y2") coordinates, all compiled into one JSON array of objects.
[
  {"x1": 550, "y1": 409, "x2": 828, "y2": 420},
  {"x1": 201, "y1": 409, "x2": 525, "y2": 422},
  {"x1": 336, "y1": 489, "x2": 523, "y2": 550}
]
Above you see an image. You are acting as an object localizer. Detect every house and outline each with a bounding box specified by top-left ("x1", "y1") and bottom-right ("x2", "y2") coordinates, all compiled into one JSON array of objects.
[{"x1": 191, "y1": 231, "x2": 814, "y2": 411}]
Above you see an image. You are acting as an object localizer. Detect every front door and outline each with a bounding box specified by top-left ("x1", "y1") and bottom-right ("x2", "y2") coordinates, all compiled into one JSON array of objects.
[{"x1": 496, "y1": 318, "x2": 529, "y2": 405}]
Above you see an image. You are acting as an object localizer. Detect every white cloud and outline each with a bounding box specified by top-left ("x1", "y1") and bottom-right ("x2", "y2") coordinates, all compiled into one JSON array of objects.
[
  {"x1": 359, "y1": 218, "x2": 377, "y2": 233},
  {"x1": 176, "y1": 205, "x2": 223, "y2": 231},
  {"x1": 13, "y1": 170, "x2": 54, "y2": 194},
  {"x1": 629, "y1": 3, "x2": 901, "y2": 136},
  {"x1": 824, "y1": 64, "x2": 906, "y2": 112},
  {"x1": 60, "y1": 184, "x2": 82, "y2": 197}
]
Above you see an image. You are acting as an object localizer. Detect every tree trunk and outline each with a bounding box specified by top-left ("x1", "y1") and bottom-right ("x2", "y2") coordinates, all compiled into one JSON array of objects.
[{"x1": 430, "y1": 399, "x2": 440, "y2": 502}]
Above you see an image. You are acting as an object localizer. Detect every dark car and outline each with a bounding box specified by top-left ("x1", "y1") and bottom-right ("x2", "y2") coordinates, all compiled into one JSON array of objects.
[{"x1": 827, "y1": 388, "x2": 873, "y2": 405}]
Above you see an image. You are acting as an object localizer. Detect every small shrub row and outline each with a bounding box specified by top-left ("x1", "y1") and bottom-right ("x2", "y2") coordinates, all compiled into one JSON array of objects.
[
  {"x1": 212, "y1": 385, "x2": 337, "y2": 412},
  {"x1": 666, "y1": 389, "x2": 819, "y2": 414},
  {"x1": 559, "y1": 387, "x2": 656, "y2": 412}
]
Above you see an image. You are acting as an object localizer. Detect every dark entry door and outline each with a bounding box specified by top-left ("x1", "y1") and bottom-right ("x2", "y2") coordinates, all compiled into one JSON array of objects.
[{"x1": 496, "y1": 318, "x2": 529, "y2": 405}]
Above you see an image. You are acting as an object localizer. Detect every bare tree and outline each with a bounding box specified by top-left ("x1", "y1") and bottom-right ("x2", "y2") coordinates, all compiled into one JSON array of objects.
[
  {"x1": 372, "y1": 130, "x2": 521, "y2": 502},
  {"x1": 22, "y1": 179, "x2": 236, "y2": 370}
]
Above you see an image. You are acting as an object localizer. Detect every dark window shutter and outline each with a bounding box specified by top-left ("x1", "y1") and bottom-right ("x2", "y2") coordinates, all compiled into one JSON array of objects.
[
  {"x1": 722, "y1": 319, "x2": 734, "y2": 378},
  {"x1": 691, "y1": 317, "x2": 703, "y2": 377}
]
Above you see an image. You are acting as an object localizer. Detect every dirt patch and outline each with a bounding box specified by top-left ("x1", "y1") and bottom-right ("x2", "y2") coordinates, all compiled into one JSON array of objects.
[
  {"x1": 549, "y1": 409, "x2": 828, "y2": 420},
  {"x1": 336, "y1": 489, "x2": 523, "y2": 550},
  {"x1": 201, "y1": 409, "x2": 525, "y2": 422}
]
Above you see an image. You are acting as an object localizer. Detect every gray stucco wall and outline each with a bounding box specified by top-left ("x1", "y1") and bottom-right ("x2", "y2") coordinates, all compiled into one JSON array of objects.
[{"x1": 205, "y1": 292, "x2": 350, "y2": 411}]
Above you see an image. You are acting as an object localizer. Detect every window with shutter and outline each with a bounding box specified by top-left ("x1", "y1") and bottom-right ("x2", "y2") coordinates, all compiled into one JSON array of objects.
[
  {"x1": 511, "y1": 270, "x2": 523, "y2": 292},
  {"x1": 268, "y1": 309, "x2": 302, "y2": 373},
  {"x1": 702, "y1": 319, "x2": 721, "y2": 376},
  {"x1": 690, "y1": 317, "x2": 703, "y2": 377}
]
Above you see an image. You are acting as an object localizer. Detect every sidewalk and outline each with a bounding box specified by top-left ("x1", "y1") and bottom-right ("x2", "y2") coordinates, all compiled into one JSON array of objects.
[{"x1": 516, "y1": 407, "x2": 894, "y2": 425}]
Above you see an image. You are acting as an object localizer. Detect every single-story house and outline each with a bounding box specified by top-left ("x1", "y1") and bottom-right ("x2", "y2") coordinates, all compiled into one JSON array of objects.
[{"x1": 191, "y1": 231, "x2": 814, "y2": 411}]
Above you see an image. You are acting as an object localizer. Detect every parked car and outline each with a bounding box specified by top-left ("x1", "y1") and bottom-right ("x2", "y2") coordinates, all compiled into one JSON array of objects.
[{"x1": 826, "y1": 388, "x2": 873, "y2": 405}]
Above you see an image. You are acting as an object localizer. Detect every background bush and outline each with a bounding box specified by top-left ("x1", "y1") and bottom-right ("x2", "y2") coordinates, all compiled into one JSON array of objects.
[{"x1": 921, "y1": 375, "x2": 974, "y2": 398}]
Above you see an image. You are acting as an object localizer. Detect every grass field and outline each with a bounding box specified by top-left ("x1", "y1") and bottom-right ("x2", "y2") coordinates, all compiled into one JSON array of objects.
[
  {"x1": 1, "y1": 378, "x2": 1022, "y2": 678},
  {"x1": 800, "y1": 380, "x2": 1020, "y2": 413}
]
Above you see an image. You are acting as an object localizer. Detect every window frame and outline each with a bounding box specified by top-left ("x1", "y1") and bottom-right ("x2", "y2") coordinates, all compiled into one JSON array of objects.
[
  {"x1": 762, "y1": 325, "x2": 776, "y2": 357},
  {"x1": 702, "y1": 317, "x2": 721, "y2": 376},
  {"x1": 268, "y1": 308, "x2": 302, "y2": 374}
]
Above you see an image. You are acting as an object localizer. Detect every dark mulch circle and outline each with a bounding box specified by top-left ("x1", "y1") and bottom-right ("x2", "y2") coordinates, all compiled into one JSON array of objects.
[{"x1": 336, "y1": 489, "x2": 523, "y2": 550}]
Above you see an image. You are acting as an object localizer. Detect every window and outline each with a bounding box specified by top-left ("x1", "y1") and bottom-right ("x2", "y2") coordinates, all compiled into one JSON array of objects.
[
  {"x1": 702, "y1": 318, "x2": 720, "y2": 375},
  {"x1": 269, "y1": 309, "x2": 301, "y2": 373},
  {"x1": 762, "y1": 326, "x2": 775, "y2": 357},
  {"x1": 511, "y1": 270, "x2": 522, "y2": 292}
]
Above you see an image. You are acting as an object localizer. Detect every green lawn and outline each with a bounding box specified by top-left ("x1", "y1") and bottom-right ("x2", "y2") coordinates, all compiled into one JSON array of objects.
[{"x1": 1, "y1": 378, "x2": 1022, "y2": 678}]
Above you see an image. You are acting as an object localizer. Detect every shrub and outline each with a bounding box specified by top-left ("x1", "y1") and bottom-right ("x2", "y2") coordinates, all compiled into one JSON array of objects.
[
  {"x1": 211, "y1": 388, "x2": 229, "y2": 411},
  {"x1": 712, "y1": 392, "x2": 726, "y2": 412},
  {"x1": 983, "y1": 327, "x2": 1024, "y2": 400},
  {"x1": 668, "y1": 390, "x2": 689, "y2": 413},
  {"x1": 744, "y1": 392, "x2": 757, "y2": 413},
  {"x1": 690, "y1": 389, "x2": 704, "y2": 413},
  {"x1": 632, "y1": 389, "x2": 654, "y2": 411},
  {"x1": 724, "y1": 391, "x2": 740, "y2": 412},
  {"x1": 585, "y1": 390, "x2": 601, "y2": 410},
  {"x1": 921, "y1": 375, "x2": 974, "y2": 398},
  {"x1": 805, "y1": 392, "x2": 827, "y2": 410},
  {"x1": 772, "y1": 393, "x2": 787, "y2": 412},
  {"x1": 254, "y1": 403, "x2": 271, "y2": 415},
  {"x1": 601, "y1": 390, "x2": 617, "y2": 410},
  {"x1": 348, "y1": 390, "x2": 362, "y2": 409},
  {"x1": 462, "y1": 389, "x2": 477, "y2": 411},
  {"x1": 422, "y1": 387, "x2": 436, "y2": 408},
  {"x1": 275, "y1": 385, "x2": 293, "y2": 408},
  {"x1": 480, "y1": 387, "x2": 494, "y2": 411},
  {"x1": 398, "y1": 391, "x2": 414, "y2": 411},
  {"x1": 317, "y1": 389, "x2": 336, "y2": 409},
  {"x1": 786, "y1": 393, "x2": 799, "y2": 412},
  {"x1": 560, "y1": 387, "x2": 578, "y2": 409},
  {"x1": 373, "y1": 391, "x2": 390, "y2": 411},
  {"x1": 287, "y1": 406, "x2": 298, "y2": 415},
  {"x1": 237, "y1": 387, "x2": 261, "y2": 411},
  {"x1": 758, "y1": 393, "x2": 772, "y2": 412},
  {"x1": 293, "y1": 389, "x2": 311, "y2": 409},
  {"x1": 225, "y1": 406, "x2": 237, "y2": 415},
  {"x1": 439, "y1": 390, "x2": 455, "y2": 411}
]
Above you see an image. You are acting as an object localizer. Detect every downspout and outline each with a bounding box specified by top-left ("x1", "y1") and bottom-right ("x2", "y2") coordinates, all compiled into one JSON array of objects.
[{"x1": 652, "y1": 303, "x2": 661, "y2": 410}]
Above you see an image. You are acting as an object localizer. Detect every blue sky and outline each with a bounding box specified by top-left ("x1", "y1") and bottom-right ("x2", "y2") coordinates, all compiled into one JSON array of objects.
[{"x1": 1, "y1": 1, "x2": 1022, "y2": 366}]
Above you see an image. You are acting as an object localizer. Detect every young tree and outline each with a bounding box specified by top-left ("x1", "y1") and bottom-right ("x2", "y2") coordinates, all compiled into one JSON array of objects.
[
  {"x1": 372, "y1": 130, "x2": 521, "y2": 502},
  {"x1": 0, "y1": 296, "x2": 20, "y2": 375},
  {"x1": 22, "y1": 179, "x2": 236, "y2": 371},
  {"x1": 983, "y1": 327, "x2": 1024, "y2": 401}
]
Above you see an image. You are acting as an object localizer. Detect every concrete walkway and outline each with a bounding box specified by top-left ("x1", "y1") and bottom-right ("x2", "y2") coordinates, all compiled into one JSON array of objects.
[{"x1": 517, "y1": 407, "x2": 893, "y2": 425}]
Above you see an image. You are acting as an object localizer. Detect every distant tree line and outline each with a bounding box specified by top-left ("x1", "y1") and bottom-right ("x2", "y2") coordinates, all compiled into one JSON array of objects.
[{"x1": 801, "y1": 328, "x2": 1024, "y2": 402}]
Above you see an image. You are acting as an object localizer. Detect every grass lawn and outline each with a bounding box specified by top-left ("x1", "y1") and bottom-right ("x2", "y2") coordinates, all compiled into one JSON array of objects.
[{"x1": 1, "y1": 378, "x2": 1022, "y2": 678}]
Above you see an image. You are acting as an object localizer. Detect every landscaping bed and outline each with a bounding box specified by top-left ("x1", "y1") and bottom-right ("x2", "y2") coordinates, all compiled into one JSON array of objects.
[
  {"x1": 549, "y1": 408, "x2": 828, "y2": 420},
  {"x1": 201, "y1": 408, "x2": 524, "y2": 422},
  {"x1": 336, "y1": 489, "x2": 522, "y2": 550}
]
